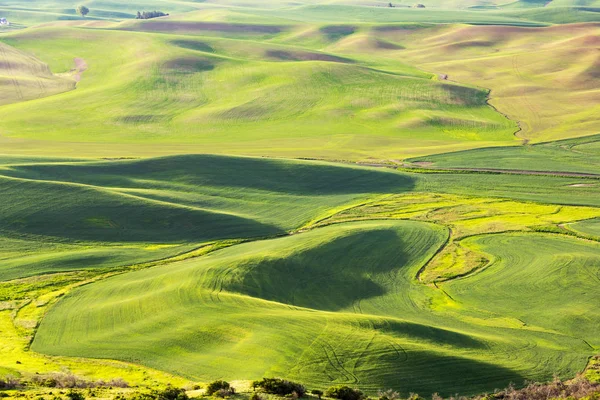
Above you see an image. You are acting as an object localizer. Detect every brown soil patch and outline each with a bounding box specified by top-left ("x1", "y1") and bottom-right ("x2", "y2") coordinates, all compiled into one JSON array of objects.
[
  {"x1": 568, "y1": 183, "x2": 596, "y2": 187},
  {"x1": 73, "y1": 57, "x2": 87, "y2": 82}
]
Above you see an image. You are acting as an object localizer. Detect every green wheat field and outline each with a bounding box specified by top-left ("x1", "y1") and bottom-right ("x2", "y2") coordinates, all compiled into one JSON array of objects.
[{"x1": 0, "y1": 0, "x2": 599, "y2": 399}]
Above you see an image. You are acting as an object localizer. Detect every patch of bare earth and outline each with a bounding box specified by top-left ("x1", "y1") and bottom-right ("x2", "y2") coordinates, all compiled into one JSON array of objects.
[
  {"x1": 569, "y1": 183, "x2": 596, "y2": 187},
  {"x1": 72, "y1": 58, "x2": 87, "y2": 82},
  {"x1": 412, "y1": 161, "x2": 434, "y2": 167}
]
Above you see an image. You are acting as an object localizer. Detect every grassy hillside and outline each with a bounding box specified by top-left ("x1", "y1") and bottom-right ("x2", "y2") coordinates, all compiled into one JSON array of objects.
[
  {"x1": 0, "y1": 18, "x2": 597, "y2": 161},
  {"x1": 392, "y1": 23, "x2": 600, "y2": 144},
  {"x1": 2, "y1": 0, "x2": 598, "y2": 27},
  {"x1": 33, "y1": 221, "x2": 599, "y2": 396},
  {"x1": 567, "y1": 218, "x2": 600, "y2": 238},
  {"x1": 0, "y1": 1, "x2": 598, "y2": 397},
  {"x1": 0, "y1": 153, "x2": 595, "y2": 395},
  {"x1": 444, "y1": 232, "x2": 600, "y2": 347},
  {"x1": 408, "y1": 135, "x2": 600, "y2": 174},
  {"x1": 0, "y1": 154, "x2": 413, "y2": 280},
  {"x1": 0, "y1": 236, "x2": 196, "y2": 281},
  {"x1": 0, "y1": 41, "x2": 74, "y2": 106},
  {"x1": 0, "y1": 23, "x2": 519, "y2": 160}
]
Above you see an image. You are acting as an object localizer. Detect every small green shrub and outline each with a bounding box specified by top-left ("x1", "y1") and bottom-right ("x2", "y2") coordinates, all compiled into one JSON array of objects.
[
  {"x1": 206, "y1": 381, "x2": 231, "y2": 396},
  {"x1": 66, "y1": 389, "x2": 85, "y2": 400},
  {"x1": 325, "y1": 386, "x2": 364, "y2": 400},
  {"x1": 311, "y1": 390, "x2": 323, "y2": 399},
  {"x1": 214, "y1": 388, "x2": 235, "y2": 398},
  {"x1": 130, "y1": 386, "x2": 189, "y2": 400},
  {"x1": 155, "y1": 386, "x2": 189, "y2": 400},
  {"x1": 252, "y1": 378, "x2": 306, "y2": 397}
]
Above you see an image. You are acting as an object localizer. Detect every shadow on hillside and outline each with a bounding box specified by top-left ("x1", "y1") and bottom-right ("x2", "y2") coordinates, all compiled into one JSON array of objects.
[
  {"x1": 0, "y1": 176, "x2": 284, "y2": 243},
  {"x1": 4, "y1": 154, "x2": 416, "y2": 195},
  {"x1": 217, "y1": 227, "x2": 420, "y2": 310},
  {"x1": 302, "y1": 347, "x2": 526, "y2": 397}
]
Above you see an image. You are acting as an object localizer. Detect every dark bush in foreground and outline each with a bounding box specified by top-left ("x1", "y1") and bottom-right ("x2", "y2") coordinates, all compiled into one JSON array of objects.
[
  {"x1": 325, "y1": 386, "x2": 364, "y2": 400},
  {"x1": 206, "y1": 381, "x2": 232, "y2": 396},
  {"x1": 66, "y1": 389, "x2": 85, "y2": 400},
  {"x1": 0, "y1": 376, "x2": 21, "y2": 390},
  {"x1": 252, "y1": 378, "x2": 306, "y2": 397},
  {"x1": 132, "y1": 385, "x2": 189, "y2": 400},
  {"x1": 311, "y1": 389, "x2": 323, "y2": 399},
  {"x1": 156, "y1": 385, "x2": 189, "y2": 400}
]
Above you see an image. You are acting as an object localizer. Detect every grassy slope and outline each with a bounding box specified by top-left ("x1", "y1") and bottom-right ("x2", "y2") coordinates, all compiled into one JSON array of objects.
[
  {"x1": 2, "y1": 0, "x2": 598, "y2": 27},
  {"x1": 444, "y1": 232, "x2": 600, "y2": 348},
  {"x1": 0, "y1": 155, "x2": 597, "y2": 394},
  {"x1": 0, "y1": 0, "x2": 598, "y2": 395},
  {"x1": 409, "y1": 135, "x2": 600, "y2": 174},
  {"x1": 33, "y1": 221, "x2": 599, "y2": 396},
  {"x1": 567, "y1": 218, "x2": 600, "y2": 238},
  {"x1": 1, "y1": 18, "x2": 597, "y2": 161},
  {"x1": 0, "y1": 40, "x2": 74, "y2": 106},
  {"x1": 417, "y1": 172, "x2": 600, "y2": 207},
  {"x1": 0, "y1": 236, "x2": 196, "y2": 281},
  {"x1": 315, "y1": 191, "x2": 600, "y2": 282},
  {"x1": 0, "y1": 154, "x2": 414, "y2": 280},
  {"x1": 0, "y1": 23, "x2": 518, "y2": 160},
  {"x1": 389, "y1": 23, "x2": 600, "y2": 144}
]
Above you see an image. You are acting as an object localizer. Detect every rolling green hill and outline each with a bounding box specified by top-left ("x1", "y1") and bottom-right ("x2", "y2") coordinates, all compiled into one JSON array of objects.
[
  {"x1": 1, "y1": 17, "x2": 598, "y2": 160},
  {"x1": 567, "y1": 218, "x2": 600, "y2": 238},
  {"x1": 32, "y1": 222, "x2": 599, "y2": 396},
  {"x1": 409, "y1": 135, "x2": 600, "y2": 174},
  {"x1": 0, "y1": 40, "x2": 74, "y2": 106},
  {"x1": 0, "y1": 155, "x2": 413, "y2": 280},
  {"x1": 0, "y1": 24, "x2": 518, "y2": 160},
  {"x1": 0, "y1": 0, "x2": 599, "y2": 397}
]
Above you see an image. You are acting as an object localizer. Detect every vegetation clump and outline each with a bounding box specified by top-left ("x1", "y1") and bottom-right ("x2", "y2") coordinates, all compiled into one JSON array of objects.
[
  {"x1": 206, "y1": 381, "x2": 234, "y2": 397},
  {"x1": 132, "y1": 385, "x2": 189, "y2": 400},
  {"x1": 378, "y1": 389, "x2": 400, "y2": 400},
  {"x1": 252, "y1": 378, "x2": 306, "y2": 397},
  {"x1": 30, "y1": 373, "x2": 128, "y2": 389},
  {"x1": 325, "y1": 386, "x2": 364, "y2": 400},
  {"x1": 66, "y1": 389, "x2": 85, "y2": 400},
  {"x1": 76, "y1": 5, "x2": 89, "y2": 17},
  {"x1": 136, "y1": 11, "x2": 169, "y2": 19},
  {"x1": 0, "y1": 376, "x2": 21, "y2": 390}
]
